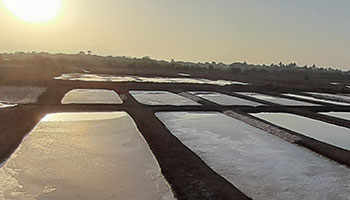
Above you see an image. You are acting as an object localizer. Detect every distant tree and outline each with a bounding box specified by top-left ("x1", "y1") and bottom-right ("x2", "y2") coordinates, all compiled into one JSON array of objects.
[
  {"x1": 290, "y1": 62, "x2": 297, "y2": 67},
  {"x1": 142, "y1": 56, "x2": 151, "y2": 60},
  {"x1": 79, "y1": 51, "x2": 85, "y2": 55},
  {"x1": 87, "y1": 50, "x2": 92, "y2": 55},
  {"x1": 279, "y1": 61, "x2": 284, "y2": 67}
]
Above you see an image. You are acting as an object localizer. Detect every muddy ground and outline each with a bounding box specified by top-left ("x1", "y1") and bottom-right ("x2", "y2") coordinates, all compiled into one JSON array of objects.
[{"x1": 1, "y1": 71, "x2": 350, "y2": 199}]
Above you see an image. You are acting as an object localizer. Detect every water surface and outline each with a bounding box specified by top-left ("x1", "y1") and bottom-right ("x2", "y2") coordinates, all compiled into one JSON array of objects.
[
  {"x1": 321, "y1": 112, "x2": 350, "y2": 121},
  {"x1": 253, "y1": 112, "x2": 350, "y2": 150},
  {"x1": 0, "y1": 87, "x2": 46, "y2": 104},
  {"x1": 306, "y1": 92, "x2": 350, "y2": 103},
  {"x1": 0, "y1": 102, "x2": 16, "y2": 108},
  {"x1": 156, "y1": 112, "x2": 350, "y2": 200},
  {"x1": 61, "y1": 89, "x2": 123, "y2": 104},
  {"x1": 130, "y1": 90, "x2": 200, "y2": 106},
  {"x1": 284, "y1": 94, "x2": 350, "y2": 106},
  {"x1": 237, "y1": 92, "x2": 319, "y2": 106},
  {"x1": 0, "y1": 112, "x2": 173, "y2": 200},
  {"x1": 190, "y1": 91, "x2": 263, "y2": 106},
  {"x1": 55, "y1": 73, "x2": 249, "y2": 86}
]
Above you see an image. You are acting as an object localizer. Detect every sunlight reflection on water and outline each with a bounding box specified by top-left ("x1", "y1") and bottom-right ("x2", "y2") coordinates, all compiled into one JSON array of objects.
[{"x1": 55, "y1": 73, "x2": 249, "y2": 86}]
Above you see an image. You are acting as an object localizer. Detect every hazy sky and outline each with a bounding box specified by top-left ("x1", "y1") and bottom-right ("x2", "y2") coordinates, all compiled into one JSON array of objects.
[{"x1": 1, "y1": 0, "x2": 349, "y2": 69}]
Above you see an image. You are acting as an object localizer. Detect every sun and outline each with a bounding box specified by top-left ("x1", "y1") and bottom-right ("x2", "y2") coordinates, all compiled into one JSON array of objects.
[{"x1": 3, "y1": 0, "x2": 61, "y2": 23}]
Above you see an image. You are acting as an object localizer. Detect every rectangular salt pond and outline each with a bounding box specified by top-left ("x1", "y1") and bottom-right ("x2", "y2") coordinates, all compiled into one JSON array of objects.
[
  {"x1": 156, "y1": 112, "x2": 350, "y2": 200},
  {"x1": 55, "y1": 73, "x2": 249, "y2": 86},
  {"x1": 0, "y1": 87, "x2": 46, "y2": 104},
  {"x1": 321, "y1": 112, "x2": 350, "y2": 121},
  {"x1": 284, "y1": 94, "x2": 350, "y2": 106},
  {"x1": 189, "y1": 91, "x2": 263, "y2": 106},
  {"x1": 130, "y1": 90, "x2": 200, "y2": 106},
  {"x1": 0, "y1": 102, "x2": 16, "y2": 108},
  {"x1": 237, "y1": 92, "x2": 319, "y2": 106},
  {"x1": 0, "y1": 112, "x2": 173, "y2": 200},
  {"x1": 306, "y1": 92, "x2": 350, "y2": 103},
  {"x1": 253, "y1": 112, "x2": 350, "y2": 150},
  {"x1": 61, "y1": 89, "x2": 123, "y2": 104}
]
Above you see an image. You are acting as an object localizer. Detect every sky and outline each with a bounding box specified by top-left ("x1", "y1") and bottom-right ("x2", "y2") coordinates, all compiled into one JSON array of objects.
[{"x1": 0, "y1": 0, "x2": 349, "y2": 70}]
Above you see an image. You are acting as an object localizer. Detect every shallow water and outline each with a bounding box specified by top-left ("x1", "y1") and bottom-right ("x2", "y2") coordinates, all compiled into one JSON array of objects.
[
  {"x1": 189, "y1": 91, "x2": 263, "y2": 106},
  {"x1": 0, "y1": 87, "x2": 46, "y2": 104},
  {"x1": 61, "y1": 89, "x2": 123, "y2": 104},
  {"x1": 0, "y1": 112, "x2": 173, "y2": 200},
  {"x1": 156, "y1": 112, "x2": 350, "y2": 200},
  {"x1": 130, "y1": 91, "x2": 200, "y2": 106},
  {"x1": 253, "y1": 112, "x2": 350, "y2": 150},
  {"x1": 237, "y1": 92, "x2": 319, "y2": 106},
  {"x1": 178, "y1": 73, "x2": 190, "y2": 77},
  {"x1": 284, "y1": 94, "x2": 350, "y2": 106},
  {"x1": 306, "y1": 92, "x2": 350, "y2": 103},
  {"x1": 55, "y1": 73, "x2": 249, "y2": 86},
  {"x1": 321, "y1": 112, "x2": 350, "y2": 121},
  {"x1": 0, "y1": 102, "x2": 16, "y2": 108}
]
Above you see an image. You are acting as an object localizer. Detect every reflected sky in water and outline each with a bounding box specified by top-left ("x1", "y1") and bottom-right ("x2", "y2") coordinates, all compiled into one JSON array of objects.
[
  {"x1": 254, "y1": 112, "x2": 350, "y2": 150},
  {"x1": 130, "y1": 90, "x2": 200, "y2": 106},
  {"x1": 237, "y1": 92, "x2": 319, "y2": 106},
  {"x1": 322, "y1": 112, "x2": 350, "y2": 122},
  {"x1": 55, "y1": 73, "x2": 249, "y2": 86},
  {"x1": 61, "y1": 89, "x2": 123, "y2": 104},
  {"x1": 190, "y1": 91, "x2": 263, "y2": 106},
  {"x1": 156, "y1": 111, "x2": 350, "y2": 200},
  {"x1": 284, "y1": 94, "x2": 350, "y2": 106},
  {"x1": 0, "y1": 112, "x2": 173, "y2": 200}
]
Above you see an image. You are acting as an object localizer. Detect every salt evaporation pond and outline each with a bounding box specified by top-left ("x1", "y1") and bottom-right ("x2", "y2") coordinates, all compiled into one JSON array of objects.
[
  {"x1": 237, "y1": 92, "x2": 319, "y2": 106},
  {"x1": 130, "y1": 91, "x2": 200, "y2": 106},
  {"x1": 55, "y1": 73, "x2": 249, "y2": 86},
  {"x1": 189, "y1": 91, "x2": 263, "y2": 106},
  {"x1": 253, "y1": 112, "x2": 350, "y2": 150},
  {"x1": 156, "y1": 112, "x2": 350, "y2": 200},
  {"x1": 306, "y1": 92, "x2": 350, "y2": 103},
  {"x1": 0, "y1": 102, "x2": 16, "y2": 108},
  {"x1": 0, "y1": 87, "x2": 46, "y2": 104},
  {"x1": 284, "y1": 94, "x2": 350, "y2": 106},
  {"x1": 61, "y1": 89, "x2": 123, "y2": 104},
  {"x1": 0, "y1": 112, "x2": 173, "y2": 200},
  {"x1": 321, "y1": 112, "x2": 350, "y2": 121}
]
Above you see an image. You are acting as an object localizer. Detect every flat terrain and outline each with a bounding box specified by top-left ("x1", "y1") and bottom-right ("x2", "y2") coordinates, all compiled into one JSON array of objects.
[{"x1": 1, "y1": 65, "x2": 350, "y2": 199}]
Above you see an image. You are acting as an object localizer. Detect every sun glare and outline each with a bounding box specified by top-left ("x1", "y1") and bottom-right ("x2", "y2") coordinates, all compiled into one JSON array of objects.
[{"x1": 3, "y1": 0, "x2": 61, "y2": 23}]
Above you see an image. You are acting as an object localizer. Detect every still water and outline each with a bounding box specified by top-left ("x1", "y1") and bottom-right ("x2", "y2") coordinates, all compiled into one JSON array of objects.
[
  {"x1": 0, "y1": 102, "x2": 16, "y2": 108},
  {"x1": 61, "y1": 89, "x2": 123, "y2": 104},
  {"x1": 189, "y1": 91, "x2": 263, "y2": 106},
  {"x1": 237, "y1": 92, "x2": 319, "y2": 106},
  {"x1": 130, "y1": 90, "x2": 200, "y2": 106},
  {"x1": 156, "y1": 112, "x2": 350, "y2": 200},
  {"x1": 0, "y1": 112, "x2": 173, "y2": 200},
  {"x1": 306, "y1": 92, "x2": 350, "y2": 103},
  {"x1": 0, "y1": 87, "x2": 46, "y2": 104},
  {"x1": 55, "y1": 73, "x2": 249, "y2": 86},
  {"x1": 253, "y1": 112, "x2": 350, "y2": 150},
  {"x1": 284, "y1": 94, "x2": 350, "y2": 106},
  {"x1": 321, "y1": 112, "x2": 350, "y2": 121}
]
